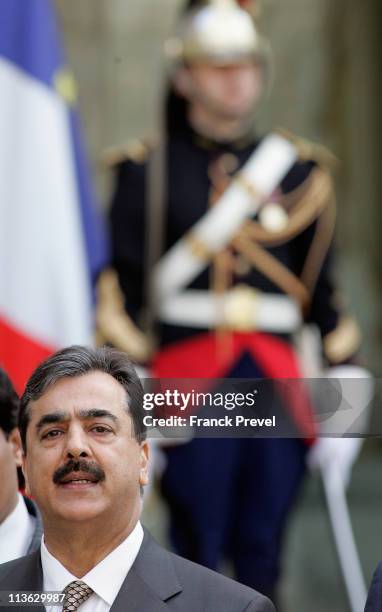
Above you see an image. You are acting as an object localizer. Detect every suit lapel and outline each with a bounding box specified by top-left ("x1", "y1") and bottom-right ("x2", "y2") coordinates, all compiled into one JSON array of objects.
[
  {"x1": 110, "y1": 531, "x2": 182, "y2": 612},
  {"x1": 24, "y1": 497, "x2": 44, "y2": 554},
  {"x1": 111, "y1": 570, "x2": 169, "y2": 612},
  {"x1": 3, "y1": 551, "x2": 45, "y2": 612}
]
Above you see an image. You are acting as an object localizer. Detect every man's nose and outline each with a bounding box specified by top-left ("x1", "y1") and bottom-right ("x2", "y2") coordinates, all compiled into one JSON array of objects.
[{"x1": 64, "y1": 425, "x2": 91, "y2": 458}]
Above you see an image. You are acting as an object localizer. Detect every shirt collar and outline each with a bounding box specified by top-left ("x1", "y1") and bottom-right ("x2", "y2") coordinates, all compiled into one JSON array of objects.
[{"x1": 41, "y1": 521, "x2": 144, "y2": 606}]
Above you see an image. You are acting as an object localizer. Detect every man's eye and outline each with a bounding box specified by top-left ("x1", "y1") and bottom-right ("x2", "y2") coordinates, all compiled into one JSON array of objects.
[
  {"x1": 42, "y1": 429, "x2": 62, "y2": 439},
  {"x1": 91, "y1": 426, "x2": 111, "y2": 434}
]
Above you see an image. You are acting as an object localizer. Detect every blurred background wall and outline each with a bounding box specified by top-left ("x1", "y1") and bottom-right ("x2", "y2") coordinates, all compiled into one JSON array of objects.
[{"x1": 54, "y1": 2, "x2": 381, "y2": 610}]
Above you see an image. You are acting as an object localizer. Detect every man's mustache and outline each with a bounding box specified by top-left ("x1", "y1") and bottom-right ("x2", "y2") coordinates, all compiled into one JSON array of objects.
[{"x1": 53, "y1": 458, "x2": 106, "y2": 484}]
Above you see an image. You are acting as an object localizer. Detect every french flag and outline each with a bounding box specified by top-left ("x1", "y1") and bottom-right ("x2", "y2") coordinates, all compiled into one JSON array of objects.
[{"x1": 0, "y1": 0, "x2": 107, "y2": 392}]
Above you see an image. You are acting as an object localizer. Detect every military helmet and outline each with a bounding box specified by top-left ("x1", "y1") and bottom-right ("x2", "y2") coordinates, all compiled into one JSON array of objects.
[
  {"x1": 184, "y1": 0, "x2": 260, "y2": 17},
  {"x1": 166, "y1": 0, "x2": 269, "y2": 67}
]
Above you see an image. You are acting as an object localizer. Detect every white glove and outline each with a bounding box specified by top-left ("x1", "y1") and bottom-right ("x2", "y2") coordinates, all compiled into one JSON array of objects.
[
  {"x1": 307, "y1": 437, "x2": 363, "y2": 488},
  {"x1": 307, "y1": 365, "x2": 374, "y2": 487}
]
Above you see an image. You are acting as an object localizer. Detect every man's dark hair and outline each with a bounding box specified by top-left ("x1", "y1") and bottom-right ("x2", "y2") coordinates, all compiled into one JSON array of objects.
[
  {"x1": 19, "y1": 345, "x2": 146, "y2": 451},
  {"x1": 0, "y1": 367, "x2": 20, "y2": 437}
]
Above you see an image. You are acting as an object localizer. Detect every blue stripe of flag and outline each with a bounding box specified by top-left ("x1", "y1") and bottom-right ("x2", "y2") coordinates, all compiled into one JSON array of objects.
[
  {"x1": 0, "y1": 0, "x2": 63, "y2": 88},
  {"x1": 69, "y1": 111, "x2": 110, "y2": 283}
]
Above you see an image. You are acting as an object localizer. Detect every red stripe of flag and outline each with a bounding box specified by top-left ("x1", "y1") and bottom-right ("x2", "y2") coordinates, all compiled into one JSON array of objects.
[{"x1": 0, "y1": 316, "x2": 54, "y2": 393}]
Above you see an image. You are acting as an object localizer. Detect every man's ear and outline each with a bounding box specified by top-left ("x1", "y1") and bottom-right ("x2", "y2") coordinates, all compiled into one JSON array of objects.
[
  {"x1": 15, "y1": 433, "x2": 32, "y2": 496},
  {"x1": 139, "y1": 441, "x2": 149, "y2": 487},
  {"x1": 173, "y1": 66, "x2": 193, "y2": 99},
  {"x1": 9, "y1": 428, "x2": 23, "y2": 467},
  {"x1": 21, "y1": 454, "x2": 31, "y2": 497}
]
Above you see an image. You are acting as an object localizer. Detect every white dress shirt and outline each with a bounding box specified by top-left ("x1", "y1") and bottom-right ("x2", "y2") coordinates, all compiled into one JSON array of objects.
[
  {"x1": 41, "y1": 520, "x2": 144, "y2": 612},
  {"x1": 0, "y1": 493, "x2": 36, "y2": 563}
]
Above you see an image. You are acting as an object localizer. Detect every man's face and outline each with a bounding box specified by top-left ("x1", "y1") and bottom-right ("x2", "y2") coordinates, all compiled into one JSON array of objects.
[
  {"x1": 182, "y1": 61, "x2": 263, "y2": 120},
  {"x1": 0, "y1": 427, "x2": 22, "y2": 524},
  {"x1": 22, "y1": 372, "x2": 149, "y2": 527}
]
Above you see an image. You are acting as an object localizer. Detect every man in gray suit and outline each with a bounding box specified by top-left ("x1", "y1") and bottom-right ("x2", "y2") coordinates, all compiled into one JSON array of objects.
[
  {"x1": 0, "y1": 346, "x2": 274, "y2": 611},
  {"x1": 0, "y1": 367, "x2": 42, "y2": 562}
]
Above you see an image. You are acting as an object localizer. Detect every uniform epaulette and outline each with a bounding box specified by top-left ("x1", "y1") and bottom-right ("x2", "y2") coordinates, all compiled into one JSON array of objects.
[
  {"x1": 96, "y1": 268, "x2": 153, "y2": 362},
  {"x1": 276, "y1": 127, "x2": 339, "y2": 170},
  {"x1": 101, "y1": 138, "x2": 152, "y2": 167}
]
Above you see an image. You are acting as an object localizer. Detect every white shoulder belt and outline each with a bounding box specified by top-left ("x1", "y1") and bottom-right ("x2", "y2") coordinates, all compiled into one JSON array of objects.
[{"x1": 153, "y1": 133, "x2": 297, "y2": 300}]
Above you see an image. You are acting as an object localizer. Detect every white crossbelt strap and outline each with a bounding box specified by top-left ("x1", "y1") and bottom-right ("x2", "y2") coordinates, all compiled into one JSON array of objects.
[
  {"x1": 158, "y1": 289, "x2": 302, "y2": 333},
  {"x1": 153, "y1": 133, "x2": 297, "y2": 300}
]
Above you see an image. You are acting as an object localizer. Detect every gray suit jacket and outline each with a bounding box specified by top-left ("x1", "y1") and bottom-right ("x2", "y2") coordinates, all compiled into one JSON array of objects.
[
  {"x1": 365, "y1": 561, "x2": 382, "y2": 612},
  {"x1": 23, "y1": 497, "x2": 43, "y2": 555},
  {"x1": 0, "y1": 530, "x2": 275, "y2": 611}
]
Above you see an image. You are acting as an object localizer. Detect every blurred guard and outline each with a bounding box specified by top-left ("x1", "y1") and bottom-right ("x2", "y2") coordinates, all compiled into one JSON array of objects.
[
  {"x1": 98, "y1": 0, "x2": 365, "y2": 604},
  {"x1": 0, "y1": 368, "x2": 42, "y2": 562}
]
